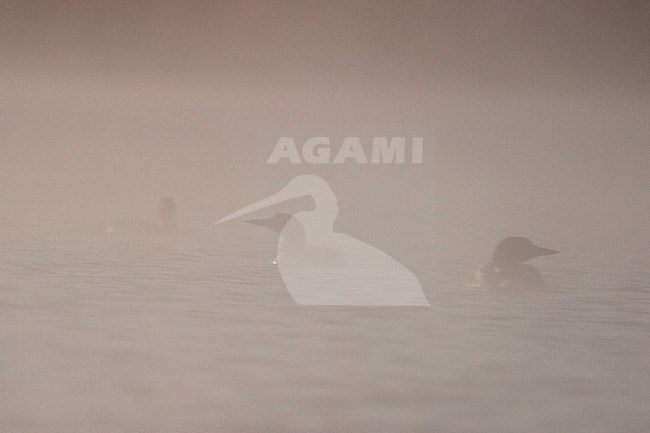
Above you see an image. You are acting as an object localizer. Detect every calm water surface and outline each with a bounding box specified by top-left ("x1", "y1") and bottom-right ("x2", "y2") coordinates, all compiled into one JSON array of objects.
[{"x1": 1, "y1": 231, "x2": 649, "y2": 433}]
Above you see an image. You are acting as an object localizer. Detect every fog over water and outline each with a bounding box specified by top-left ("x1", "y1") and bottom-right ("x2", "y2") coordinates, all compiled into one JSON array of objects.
[
  {"x1": 2, "y1": 0, "x2": 648, "y2": 251},
  {"x1": 1, "y1": 1, "x2": 649, "y2": 432}
]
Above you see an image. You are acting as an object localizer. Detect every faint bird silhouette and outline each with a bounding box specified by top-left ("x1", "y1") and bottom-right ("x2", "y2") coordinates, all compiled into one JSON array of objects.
[{"x1": 102, "y1": 197, "x2": 179, "y2": 235}]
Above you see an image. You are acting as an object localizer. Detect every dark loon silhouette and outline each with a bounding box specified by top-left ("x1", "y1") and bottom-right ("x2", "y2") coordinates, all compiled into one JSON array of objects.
[
  {"x1": 468, "y1": 237, "x2": 559, "y2": 288},
  {"x1": 102, "y1": 197, "x2": 179, "y2": 235}
]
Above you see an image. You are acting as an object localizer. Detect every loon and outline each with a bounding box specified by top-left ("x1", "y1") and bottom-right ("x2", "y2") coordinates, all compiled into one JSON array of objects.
[
  {"x1": 468, "y1": 237, "x2": 559, "y2": 288},
  {"x1": 102, "y1": 197, "x2": 179, "y2": 235}
]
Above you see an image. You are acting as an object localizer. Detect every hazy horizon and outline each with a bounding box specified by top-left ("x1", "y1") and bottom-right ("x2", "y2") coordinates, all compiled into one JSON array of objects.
[{"x1": 1, "y1": 0, "x2": 648, "y2": 253}]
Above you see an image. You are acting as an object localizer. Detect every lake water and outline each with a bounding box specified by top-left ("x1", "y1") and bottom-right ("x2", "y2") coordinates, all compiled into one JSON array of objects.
[{"x1": 1, "y1": 230, "x2": 649, "y2": 433}]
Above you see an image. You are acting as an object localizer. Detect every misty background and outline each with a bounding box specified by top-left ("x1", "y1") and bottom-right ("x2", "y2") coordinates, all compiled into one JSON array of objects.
[
  {"x1": 2, "y1": 2, "x2": 650, "y2": 432},
  {"x1": 1, "y1": 0, "x2": 648, "y2": 259}
]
